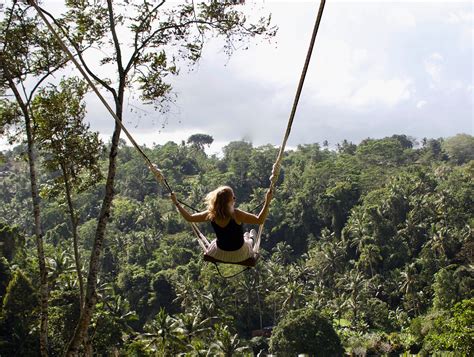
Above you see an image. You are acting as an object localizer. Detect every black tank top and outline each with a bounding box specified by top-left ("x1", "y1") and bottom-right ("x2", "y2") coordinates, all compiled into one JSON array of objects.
[{"x1": 211, "y1": 218, "x2": 244, "y2": 251}]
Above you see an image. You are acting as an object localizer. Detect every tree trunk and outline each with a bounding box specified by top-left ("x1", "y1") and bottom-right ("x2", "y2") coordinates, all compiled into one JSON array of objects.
[
  {"x1": 61, "y1": 165, "x2": 93, "y2": 356},
  {"x1": 26, "y1": 112, "x2": 49, "y2": 357},
  {"x1": 65, "y1": 118, "x2": 122, "y2": 356},
  {"x1": 2, "y1": 63, "x2": 49, "y2": 357},
  {"x1": 61, "y1": 164, "x2": 85, "y2": 308}
]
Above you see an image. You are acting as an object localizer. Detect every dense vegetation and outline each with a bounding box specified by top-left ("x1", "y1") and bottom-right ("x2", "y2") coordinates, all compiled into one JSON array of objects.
[
  {"x1": 1, "y1": 0, "x2": 472, "y2": 355},
  {"x1": 0, "y1": 133, "x2": 472, "y2": 355}
]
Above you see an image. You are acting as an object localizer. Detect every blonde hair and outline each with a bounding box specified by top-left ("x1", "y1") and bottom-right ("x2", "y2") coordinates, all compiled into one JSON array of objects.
[{"x1": 206, "y1": 186, "x2": 234, "y2": 221}]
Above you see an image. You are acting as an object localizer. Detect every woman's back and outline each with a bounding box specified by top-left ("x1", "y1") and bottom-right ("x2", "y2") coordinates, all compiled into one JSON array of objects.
[{"x1": 211, "y1": 218, "x2": 244, "y2": 251}]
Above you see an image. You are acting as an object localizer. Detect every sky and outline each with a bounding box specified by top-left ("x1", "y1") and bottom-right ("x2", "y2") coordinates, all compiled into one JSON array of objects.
[{"x1": 2, "y1": 0, "x2": 473, "y2": 154}]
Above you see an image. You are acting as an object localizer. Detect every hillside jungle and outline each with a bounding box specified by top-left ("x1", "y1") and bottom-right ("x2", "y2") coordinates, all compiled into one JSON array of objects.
[{"x1": 0, "y1": 133, "x2": 473, "y2": 356}]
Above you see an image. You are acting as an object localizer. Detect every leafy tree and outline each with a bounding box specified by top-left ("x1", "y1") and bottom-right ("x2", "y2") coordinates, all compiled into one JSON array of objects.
[
  {"x1": 337, "y1": 139, "x2": 357, "y2": 155},
  {"x1": 269, "y1": 307, "x2": 343, "y2": 356},
  {"x1": 432, "y1": 265, "x2": 474, "y2": 311},
  {"x1": 419, "y1": 138, "x2": 447, "y2": 162},
  {"x1": 222, "y1": 140, "x2": 254, "y2": 198},
  {"x1": 89, "y1": 290, "x2": 138, "y2": 355},
  {"x1": 442, "y1": 133, "x2": 474, "y2": 164},
  {"x1": 0, "y1": 2, "x2": 69, "y2": 352},
  {"x1": 425, "y1": 299, "x2": 474, "y2": 354},
  {"x1": 0, "y1": 222, "x2": 25, "y2": 262},
  {"x1": 356, "y1": 137, "x2": 406, "y2": 167},
  {"x1": 0, "y1": 270, "x2": 39, "y2": 356},
  {"x1": 211, "y1": 323, "x2": 250, "y2": 357},
  {"x1": 187, "y1": 133, "x2": 214, "y2": 151},
  {"x1": 391, "y1": 134, "x2": 415, "y2": 149},
  {"x1": 318, "y1": 179, "x2": 360, "y2": 238},
  {"x1": 0, "y1": 257, "x2": 11, "y2": 304},
  {"x1": 33, "y1": 77, "x2": 104, "y2": 310}
]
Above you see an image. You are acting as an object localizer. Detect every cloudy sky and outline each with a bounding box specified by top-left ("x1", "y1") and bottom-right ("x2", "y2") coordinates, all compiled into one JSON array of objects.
[{"x1": 3, "y1": 1, "x2": 473, "y2": 153}]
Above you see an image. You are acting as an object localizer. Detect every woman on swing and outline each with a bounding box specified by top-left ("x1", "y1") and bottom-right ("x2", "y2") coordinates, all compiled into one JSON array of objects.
[{"x1": 170, "y1": 186, "x2": 272, "y2": 263}]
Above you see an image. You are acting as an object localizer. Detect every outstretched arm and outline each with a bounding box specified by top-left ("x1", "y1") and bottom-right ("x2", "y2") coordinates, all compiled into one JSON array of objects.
[
  {"x1": 235, "y1": 189, "x2": 273, "y2": 225},
  {"x1": 170, "y1": 192, "x2": 208, "y2": 223}
]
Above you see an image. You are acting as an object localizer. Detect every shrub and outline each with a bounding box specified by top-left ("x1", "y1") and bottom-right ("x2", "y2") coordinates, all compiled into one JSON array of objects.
[{"x1": 269, "y1": 307, "x2": 344, "y2": 356}]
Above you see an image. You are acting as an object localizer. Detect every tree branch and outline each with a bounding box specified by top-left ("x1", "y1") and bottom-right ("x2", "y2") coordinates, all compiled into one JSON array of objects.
[
  {"x1": 126, "y1": 0, "x2": 166, "y2": 75},
  {"x1": 106, "y1": 0, "x2": 124, "y2": 80},
  {"x1": 37, "y1": 5, "x2": 118, "y2": 101},
  {"x1": 26, "y1": 57, "x2": 70, "y2": 106}
]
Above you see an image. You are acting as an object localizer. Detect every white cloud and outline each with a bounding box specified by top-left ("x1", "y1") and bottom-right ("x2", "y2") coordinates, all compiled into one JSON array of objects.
[
  {"x1": 445, "y1": 11, "x2": 473, "y2": 24},
  {"x1": 417, "y1": 100, "x2": 427, "y2": 109},
  {"x1": 352, "y1": 48, "x2": 369, "y2": 64},
  {"x1": 350, "y1": 79, "x2": 413, "y2": 108},
  {"x1": 386, "y1": 9, "x2": 416, "y2": 28},
  {"x1": 424, "y1": 53, "x2": 444, "y2": 85}
]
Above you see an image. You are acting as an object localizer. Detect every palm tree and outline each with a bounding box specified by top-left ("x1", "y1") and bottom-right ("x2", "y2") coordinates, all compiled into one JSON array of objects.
[
  {"x1": 424, "y1": 224, "x2": 448, "y2": 259},
  {"x1": 399, "y1": 263, "x2": 418, "y2": 296},
  {"x1": 357, "y1": 243, "x2": 382, "y2": 277},
  {"x1": 173, "y1": 312, "x2": 215, "y2": 344},
  {"x1": 279, "y1": 281, "x2": 306, "y2": 311},
  {"x1": 337, "y1": 270, "x2": 367, "y2": 324},
  {"x1": 210, "y1": 324, "x2": 250, "y2": 357},
  {"x1": 174, "y1": 276, "x2": 200, "y2": 312},
  {"x1": 184, "y1": 339, "x2": 214, "y2": 357},
  {"x1": 47, "y1": 247, "x2": 76, "y2": 290},
  {"x1": 141, "y1": 308, "x2": 182, "y2": 355},
  {"x1": 399, "y1": 263, "x2": 421, "y2": 315},
  {"x1": 271, "y1": 241, "x2": 294, "y2": 265}
]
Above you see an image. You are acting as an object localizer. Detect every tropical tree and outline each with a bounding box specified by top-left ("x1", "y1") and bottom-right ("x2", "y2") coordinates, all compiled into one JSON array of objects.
[
  {"x1": 441, "y1": 133, "x2": 474, "y2": 164},
  {"x1": 187, "y1": 134, "x2": 214, "y2": 151},
  {"x1": 425, "y1": 298, "x2": 474, "y2": 354},
  {"x1": 399, "y1": 263, "x2": 422, "y2": 315},
  {"x1": 173, "y1": 312, "x2": 214, "y2": 345},
  {"x1": 337, "y1": 269, "x2": 368, "y2": 325},
  {"x1": 141, "y1": 308, "x2": 182, "y2": 355},
  {"x1": 0, "y1": 270, "x2": 39, "y2": 355},
  {"x1": 210, "y1": 323, "x2": 250, "y2": 357},
  {"x1": 33, "y1": 77, "x2": 104, "y2": 310},
  {"x1": 0, "y1": 2, "x2": 69, "y2": 353},
  {"x1": 269, "y1": 307, "x2": 344, "y2": 356}
]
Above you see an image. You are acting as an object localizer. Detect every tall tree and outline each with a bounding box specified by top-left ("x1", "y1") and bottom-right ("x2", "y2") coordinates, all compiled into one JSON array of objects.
[
  {"x1": 0, "y1": 2, "x2": 68, "y2": 354},
  {"x1": 28, "y1": 1, "x2": 276, "y2": 354},
  {"x1": 32, "y1": 77, "x2": 104, "y2": 311},
  {"x1": 187, "y1": 133, "x2": 214, "y2": 151}
]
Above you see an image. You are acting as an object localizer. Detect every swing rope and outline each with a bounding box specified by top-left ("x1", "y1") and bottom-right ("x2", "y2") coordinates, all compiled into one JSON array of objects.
[
  {"x1": 268, "y1": 0, "x2": 326, "y2": 192},
  {"x1": 202, "y1": 0, "x2": 326, "y2": 268},
  {"x1": 252, "y1": 0, "x2": 326, "y2": 255},
  {"x1": 29, "y1": 0, "x2": 327, "y2": 269}
]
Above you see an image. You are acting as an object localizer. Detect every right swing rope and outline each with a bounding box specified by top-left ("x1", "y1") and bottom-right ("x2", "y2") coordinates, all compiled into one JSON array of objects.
[
  {"x1": 202, "y1": 0, "x2": 327, "y2": 266},
  {"x1": 253, "y1": 0, "x2": 327, "y2": 255}
]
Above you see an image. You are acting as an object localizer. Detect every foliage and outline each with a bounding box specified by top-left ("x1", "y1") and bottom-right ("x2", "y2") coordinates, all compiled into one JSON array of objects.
[
  {"x1": 269, "y1": 307, "x2": 344, "y2": 356},
  {"x1": 33, "y1": 77, "x2": 104, "y2": 193},
  {"x1": 424, "y1": 299, "x2": 474, "y2": 354},
  {"x1": 0, "y1": 269, "x2": 39, "y2": 355},
  {"x1": 0, "y1": 222, "x2": 25, "y2": 262},
  {"x1": 0, "y1": 132, "x2": 472, "y2": 354},
  {"x1": 442, "y1": 133, "x2": 474, "y2": 164},
  {"x1": 187, "y1": 133, "x2": 214, "y2": 151}
]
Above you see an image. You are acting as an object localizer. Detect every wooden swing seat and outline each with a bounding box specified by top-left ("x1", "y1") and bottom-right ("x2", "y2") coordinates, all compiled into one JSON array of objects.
[{"x1": 203, "y1": 253, "x2": 259, "y2": 267}]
